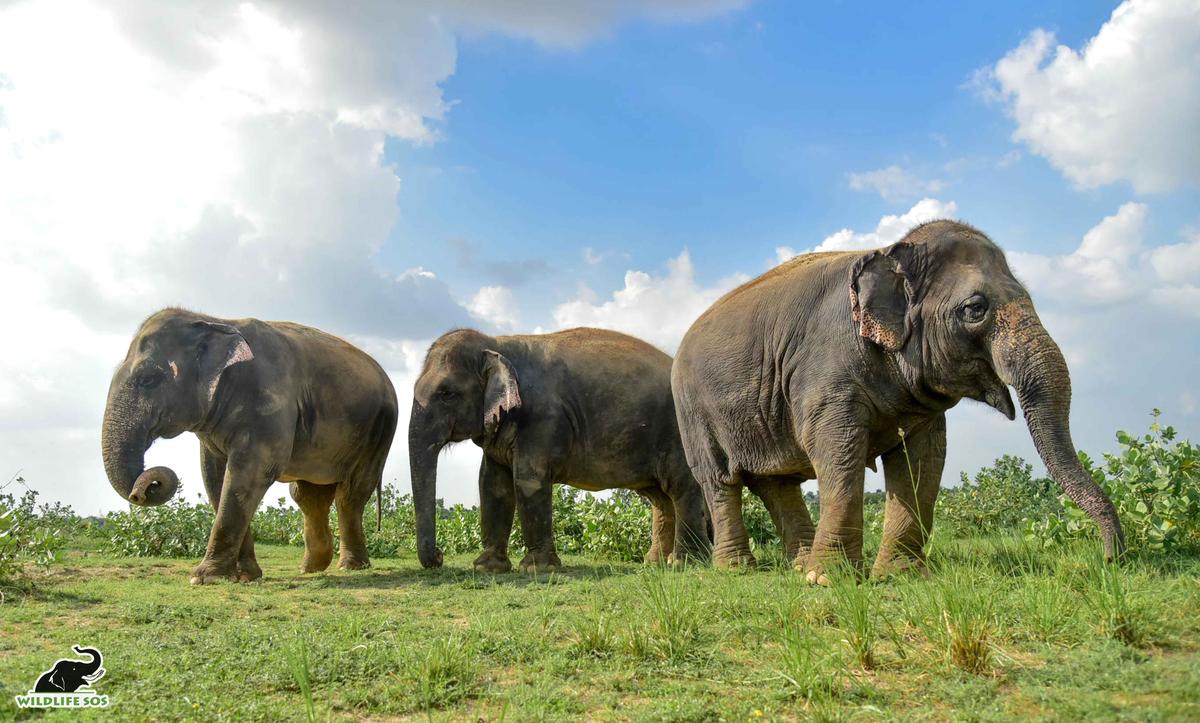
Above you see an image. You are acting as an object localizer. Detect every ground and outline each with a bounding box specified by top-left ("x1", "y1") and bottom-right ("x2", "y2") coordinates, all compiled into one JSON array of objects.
[{"x1": 1, "y1": 539, "x2": 1198, "y2": 721}]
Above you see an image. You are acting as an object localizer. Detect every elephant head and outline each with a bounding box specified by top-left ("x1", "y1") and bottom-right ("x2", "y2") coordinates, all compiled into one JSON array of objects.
[
  {"x1": 409, "y1": 330, "x2": 521, "y2": 568},
  {"x1": 34, "y1": 646, "x2": 104, "y2": 693},
  {"x1": 849, "y1": 221, "x2": 1125, "y2": 559},
  {"x1": 102, "y1": 309, "x2": 254, "y2": 507}
]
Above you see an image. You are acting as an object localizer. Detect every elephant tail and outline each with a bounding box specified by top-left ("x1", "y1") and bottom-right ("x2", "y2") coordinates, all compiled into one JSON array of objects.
[{"x1": 376, "y1": 476, "x2": 383, "y2": 533}]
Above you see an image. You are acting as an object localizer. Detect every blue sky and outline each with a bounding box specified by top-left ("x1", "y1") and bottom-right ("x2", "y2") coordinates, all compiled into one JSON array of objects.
[
  {"x1": 381, "y1": 0, "x2": 1195, "y2": 325},
  {"x1": 1, "y1": 0, "x2": 1196, "y2": 512}
]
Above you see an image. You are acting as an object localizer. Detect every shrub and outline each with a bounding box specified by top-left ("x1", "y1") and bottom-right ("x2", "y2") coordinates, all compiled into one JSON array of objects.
[
  {"x1": 103, "y1": 495, "x2": 215, "y2": 557},
  {"x1": 937, "y1": 455, "x2": 1060, "y2": 538},
  {"x1": 0, "y1": 482, "x2": 72, "y2": 580},
  {"x1": 1026, "y1": 411, "x2": 1200, "y2": 553}
]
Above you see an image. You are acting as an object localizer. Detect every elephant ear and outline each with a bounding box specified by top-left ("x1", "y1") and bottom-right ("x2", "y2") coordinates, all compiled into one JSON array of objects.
[
  {"x1": 849, "y1": 242, "x2": 916, "y2": 352},
  {"x1": 193, "y1": 321, "x2": 255, "y2": 402},
  {"x1": 482, "y1": 350, "x2": 521, "y2": 437}
]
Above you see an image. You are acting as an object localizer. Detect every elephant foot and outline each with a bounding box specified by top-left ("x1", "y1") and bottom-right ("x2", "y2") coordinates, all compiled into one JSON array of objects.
[
  {"x1": 301, "y1": 554, "x2": 333, "y2": 574},
  {"x1": 712, "y1": 549, "x2": 757, "y2": 570},
  {"x1": 473, "y1": 550, "x2": 514, "y2": 573},
  {"x1": 803, "y1": 569, "x2": 832, "y2": 587},
  {"x1": 190, "y1": 560, "x2": 240, "y2": 585},
  {"x1": 338, "y1": 556, "x2": 371, "y2": 571},
  {"x1": 643, "y1": 546, "x2": 669, "y2": 565},
  {"x1": 870, "y1": 554, "x2": 929, "y2": 581},
  {"x1": 518, "y1": 550, "x2": 562, "y2": 573},
  {"x1": 237, "y1": 560, "x2": 263, "y2": 582}
]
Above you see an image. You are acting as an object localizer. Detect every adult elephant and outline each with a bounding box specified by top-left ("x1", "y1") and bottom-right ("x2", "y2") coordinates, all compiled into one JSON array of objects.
[
  {"x1": 102, "y1": 308, "x2": 398, "y2": 584},
  {"x1": 672, "y1": 220, "x2": 1124, "y2": 582},
  {"x1": 409, "y1": 328, "x2": 709, "y2": 572},
  {"x1": 34, "y1": 646, "x2": 105, "y2": 693}
]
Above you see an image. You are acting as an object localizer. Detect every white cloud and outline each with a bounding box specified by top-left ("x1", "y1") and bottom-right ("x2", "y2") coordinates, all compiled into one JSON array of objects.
[
  {"x1": 552, "y1": 250, "x2": 747, "y2": 352},
  {"x1": 467, "y1": 285, "x2": 522, "y2": 331},
  {"x1": 1010, "y1": 203, "x2": 1148, "y2": 304},
  {"x1": 775, "y1": 198, "x2": 958, "y2": 264},
  {"x1": 848, "y1": 165, "x2": 945, "y2": 201},
  {"x1": 1008, "y1": 203, "x2": 1200, "y2": 318},
  {"x1": 583, "y1": 247, "x2": 603, "y2": 265},
  {"x1": 980, "y1": 0, "x2": 1200, "y2": 192},
  {"x1": 0, "y1": 0, "x2": 747, "y2": 514}
]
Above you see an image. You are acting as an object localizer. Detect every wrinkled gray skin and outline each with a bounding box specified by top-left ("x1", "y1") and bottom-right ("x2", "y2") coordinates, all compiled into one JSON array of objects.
[
  {"x1": 102, "y1": 308, "x2": 398, "y2": 584},
  {"x1": 410, "y1": 328, "x2": 710, "y2": 572},
  {"x1": 672, "y1": 221, "x2": 1124, "y2": 581}
]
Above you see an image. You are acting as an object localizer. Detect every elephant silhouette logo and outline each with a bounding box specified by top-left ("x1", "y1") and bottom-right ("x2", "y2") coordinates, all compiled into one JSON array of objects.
[{"x1": 14, "y1": 645, "x2": 111, "y2": 709}]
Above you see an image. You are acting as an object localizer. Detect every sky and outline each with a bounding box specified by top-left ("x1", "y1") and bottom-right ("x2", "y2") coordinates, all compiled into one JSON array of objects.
[{"x1": 1, "y1": 0, "x2": 1197, "y2": 515}]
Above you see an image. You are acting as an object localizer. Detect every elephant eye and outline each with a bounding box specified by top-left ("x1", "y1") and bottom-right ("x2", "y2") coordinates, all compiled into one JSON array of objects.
[
  {"x1": 958, "y1": 295, "x2": 989, "y2": 323},
  {"x1": 436, "y1": 388, "x2": 458, "y2": 401},
  {"x1": 134, "y1": 369, "x2": 164, "y2": 389}
]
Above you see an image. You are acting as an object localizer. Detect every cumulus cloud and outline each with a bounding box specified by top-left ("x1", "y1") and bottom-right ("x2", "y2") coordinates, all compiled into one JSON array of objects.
[
  {"x1": 775, "y1": 198, "x2": 958, "y2": 263},
  {"x1": 0, "y1": 0, "x2": 747, "y2": 512},
  {"x1": 979, "y1": 0, "x2": 1200, "y2": 192},
  {"x1": 467, "y1": 285, "x2": 522, "y2": 331},
  {"x1": 552, "y1": 250, "x2": 747, "y2": 352},
  {"x1": 848, "y1": 165, "x2": 945, "y2": 201},
  {"x1": 1008, "y1": 203, "x2": 1200, "y2": 319}
]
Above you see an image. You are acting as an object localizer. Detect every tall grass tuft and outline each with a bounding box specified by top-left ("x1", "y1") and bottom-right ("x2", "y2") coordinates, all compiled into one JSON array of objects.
[
  {"x1": 774, "y1": 620, "x2": 842, "y2": 702},
  {"x1": 827, "y1": 564, "x2": 877, "y2": 669},
  {"x1": 408, "y1": 636, "x2": 479, "y2": 711},
  {"x1": 642, "y1": 569, "x2": 704, "y2": 661},
  {"x1": 283, "y1": 636, "x2": 317, "y2": 723},
  {"x1": 1083, "y1": 551, "x2": 1143, "y2": 646},
  {"x1": 571, "y1": 614, "x2": 616, "y2": 658},
  {"x1": 941, "y1": 576, "x2": 994, "y2": 674}
]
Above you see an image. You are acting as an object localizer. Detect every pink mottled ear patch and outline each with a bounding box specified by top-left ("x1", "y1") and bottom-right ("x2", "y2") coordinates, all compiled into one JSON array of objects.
[
  {"x1": 168, "y1": 361, "x2": 179, "y2": 379},
  {"x1": 207, "y1": 339, "x2": 254, "y2": 401}
]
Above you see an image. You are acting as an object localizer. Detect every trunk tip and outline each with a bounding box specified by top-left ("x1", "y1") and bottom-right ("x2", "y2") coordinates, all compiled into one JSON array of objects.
[{"x1": 128, "y1": 466, "x2": 180, "y2": 506}]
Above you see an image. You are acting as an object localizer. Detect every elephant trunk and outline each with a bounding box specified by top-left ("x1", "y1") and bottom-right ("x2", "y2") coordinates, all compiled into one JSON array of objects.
[
  {"x1": 991, "y1": 299, "x2": 1125, "y2": 559},
  {"x1": 409, "y1": 401, "x2": 444, "y2": 569},
  {"x1": 101, "y1": 385, "x2": 179, "y2": 507}
]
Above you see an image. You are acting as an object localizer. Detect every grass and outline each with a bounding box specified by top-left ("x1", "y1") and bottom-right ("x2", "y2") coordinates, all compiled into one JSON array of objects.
[{"x1": 2, "y1": 539, "x2": 1200, "y2": 721}]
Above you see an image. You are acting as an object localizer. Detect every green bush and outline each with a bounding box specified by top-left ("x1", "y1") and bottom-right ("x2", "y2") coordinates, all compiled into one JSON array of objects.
[
  {"x1": 1026, "y1": 411, "x2": 1199, "y2": 553},
  {"x1": 103, "y1": 495, "x2": 216, "y2": 557},
  {"x1": 937, "y1": 455, "x2": 1060, "y2": 538},
  {"x1": 0, "y1": 483, "x2": 71, "y2": 580}
]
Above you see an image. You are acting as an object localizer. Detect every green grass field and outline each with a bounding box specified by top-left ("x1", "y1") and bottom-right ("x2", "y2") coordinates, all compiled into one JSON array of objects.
[{"x1": 2, "y1": 538, "x2": 1199, "y2": 721}]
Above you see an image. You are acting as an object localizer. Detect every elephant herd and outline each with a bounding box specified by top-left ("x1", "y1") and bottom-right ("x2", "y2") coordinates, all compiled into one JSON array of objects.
[{"x1": 101, "y1": 220, "x2": 1125, "y2": 586}]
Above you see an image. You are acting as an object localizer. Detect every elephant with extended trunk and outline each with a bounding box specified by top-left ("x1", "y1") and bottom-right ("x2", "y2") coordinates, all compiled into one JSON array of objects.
[
  {"x1": 102, "y1": 308, "x2": 398, "y2": 584},
  {"x1": 409, "y1": 328, "x2": 710, "y2": 572},
  {"x1": 672, "y1": 220, "x2": 1124, "y2": 582}
]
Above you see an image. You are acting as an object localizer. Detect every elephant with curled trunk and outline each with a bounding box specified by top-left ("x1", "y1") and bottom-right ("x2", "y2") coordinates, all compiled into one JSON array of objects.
[
  {"x1": 672, "y1": 220, "x2": 1124, "y2": 582},
  {"x1": 410, "y1": 327, "x2": 710, "y2": 572},
  {"x1": 34, "y1": 646, "x2": 104, "y2": 693},
  {"x1": 102, "y1": 308, "x2": 398, "y2": 584}
]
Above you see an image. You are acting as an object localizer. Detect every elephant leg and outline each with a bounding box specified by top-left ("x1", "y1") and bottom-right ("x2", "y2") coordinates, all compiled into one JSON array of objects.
[
  {"x1": 801, "y1": 419, "x2": 869, "y2": 584},
  {"x1": 706, "y1": 474, "x2": 756, "y2": 569},
  {"x1": 639, "y1": 487, "x2": 675, "y2": 564},
  {"x1": 335, "y1": 475, "x2": 376, "y2": 570},
  {"x1": 201, "y1": 445, "x2": 260, "y2": 582},
  {"x1": 872, "y1": 414, "x2": 946, "y2": 579},
  {"x1": 290, "y1": 480, "x2": 337, "y2": 573},
  {"x1": 474, "y1": 456, "x2": 516, "y2": 572},
  {"x1": 664, "y1": 469, "x2": 711, "y2": 564},
  {"x1": 192, "y1": 450, "x2": 277, "y2": 584},
  {"x1": 512, "y1": 453, "x2": 561, "y2": 573},
  {"x1": 747, "y1": 475, "x2": 815, "y2": 567}
]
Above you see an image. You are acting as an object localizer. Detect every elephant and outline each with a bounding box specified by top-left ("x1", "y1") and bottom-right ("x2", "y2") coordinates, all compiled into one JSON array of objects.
[
  {"x1": 102, "y1": 308, "x2": 398, "y2": 584},
  {"x1": 671, "y1": 220, "x2": 1125, "y2": 581},
  {"x1": 34, "y1": 646, "x2": 104, "y2": 693},
  {"x1": 409, "y1": 327, "x2": 710, "y2": 572}
]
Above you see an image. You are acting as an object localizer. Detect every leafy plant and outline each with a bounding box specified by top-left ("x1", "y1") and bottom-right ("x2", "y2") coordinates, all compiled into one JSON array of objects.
[
  {"x1": 1027, "y1": 411, "x2": 1200, "y2": 553},
  {"x1": 0, "y1": 482, "x2": 71, "y2": 580}
]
